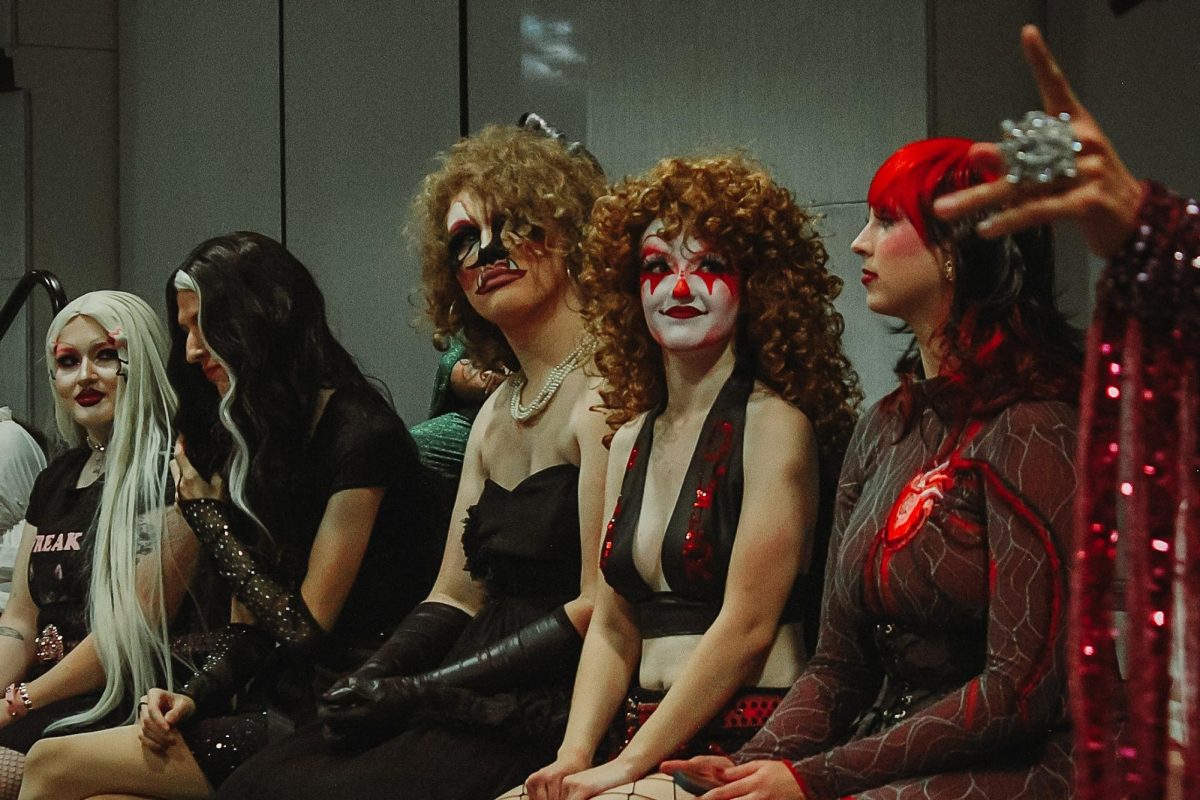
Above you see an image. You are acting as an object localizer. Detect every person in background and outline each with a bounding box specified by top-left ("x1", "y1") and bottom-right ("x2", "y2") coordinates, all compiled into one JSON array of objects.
[{"x1": 0, "y1": 410, "x2": 47, "y2": 610}]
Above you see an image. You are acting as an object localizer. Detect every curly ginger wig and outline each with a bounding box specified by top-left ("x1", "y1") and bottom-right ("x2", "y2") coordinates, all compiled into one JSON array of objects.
[
  {"x1": 583, "y1": 153, "x2": 861, "y2": 471},
  {"x1": 414, "y1": 124, "x2": 607, "y2": 372}
]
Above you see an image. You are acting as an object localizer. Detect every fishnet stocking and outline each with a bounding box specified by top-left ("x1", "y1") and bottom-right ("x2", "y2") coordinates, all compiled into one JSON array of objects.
[
  {"x1": 0, "y1": 746, "x2": 24, "y2": 800},
  {"x1": 497, "y1": 773, "x2": 695, "y2": 800}
]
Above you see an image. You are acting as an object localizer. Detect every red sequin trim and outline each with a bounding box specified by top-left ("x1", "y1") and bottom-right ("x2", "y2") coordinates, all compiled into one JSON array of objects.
[{"x1": 681, "y1": 420, "x2": 734, "y2": 586}]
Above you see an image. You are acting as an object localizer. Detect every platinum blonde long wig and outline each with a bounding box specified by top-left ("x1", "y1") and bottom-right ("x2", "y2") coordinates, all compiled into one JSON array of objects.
[{"x1": 43, "y1": 290, "x2": 177, "y2": 730}]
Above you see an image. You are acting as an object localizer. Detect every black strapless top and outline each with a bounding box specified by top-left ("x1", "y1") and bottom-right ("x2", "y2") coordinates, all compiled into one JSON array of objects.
[
  {"x1": 462, "y1": 463, "x2": 582, "y2": 599},
  {"x1": 601, "y1": 373, "x2": 808, "y2": 638}
]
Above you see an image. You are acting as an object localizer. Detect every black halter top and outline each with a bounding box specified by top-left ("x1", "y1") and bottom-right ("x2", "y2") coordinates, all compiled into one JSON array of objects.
[{"x1": 600, "y1": 373, "x2": 806, "y2": 638}]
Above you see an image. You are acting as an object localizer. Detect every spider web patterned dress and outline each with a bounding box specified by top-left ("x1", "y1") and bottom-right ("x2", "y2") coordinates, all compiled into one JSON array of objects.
[{"x1": 733, "y1": 389, "x2": 1079, "y2": 800}]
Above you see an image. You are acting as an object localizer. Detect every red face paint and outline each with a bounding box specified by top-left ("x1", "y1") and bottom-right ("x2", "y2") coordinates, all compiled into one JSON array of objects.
[{"x1": 639, "y1": 220, "x2": 740, "y2": 353}]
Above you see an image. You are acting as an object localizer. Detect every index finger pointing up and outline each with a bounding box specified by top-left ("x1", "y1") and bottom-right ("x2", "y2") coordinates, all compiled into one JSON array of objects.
[{"x1": 1021, "y1": 25, "x2": 1086, "y2": 120}]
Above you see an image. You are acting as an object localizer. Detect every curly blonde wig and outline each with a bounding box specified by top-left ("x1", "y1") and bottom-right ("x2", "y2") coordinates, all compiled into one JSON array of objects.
[
  {"x1": 582, "y1": 153, "x2": 861, "y2": 471},
  {"x1": 414, "y1": 124, "x2": 607, "y2": 372}
]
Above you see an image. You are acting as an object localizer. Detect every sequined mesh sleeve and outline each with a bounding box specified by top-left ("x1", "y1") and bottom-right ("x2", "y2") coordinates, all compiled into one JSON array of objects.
[
  {"x1": 734, "y1": 410, "x2": 886, "y2": 762},
  {"x1": 180, "y1": 498, "x2": 322, "y2": 650},
  {"x1": 1101, "y1": 181, "x2": 1200, "y2": 338},
  {"x1": 755, "y1": 403, "x2": 1078, "y2": 799}
]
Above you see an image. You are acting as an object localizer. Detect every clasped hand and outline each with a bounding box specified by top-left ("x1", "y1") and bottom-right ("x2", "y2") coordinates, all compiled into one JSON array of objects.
[
  {"x1": 318, "y1": 673, "x2": 425, "y2": 734},
  {"x1": 137, "y1": 687, "x2": 196, "y2": 755}
]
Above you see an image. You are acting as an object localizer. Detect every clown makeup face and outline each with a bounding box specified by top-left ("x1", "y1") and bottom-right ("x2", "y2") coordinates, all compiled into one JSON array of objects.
[
  {"x1": 176, "y1": 290, "x2": 231, "y2": 396},
  {"x1": 52, "y1": 315, "x2": 123, "y2": 441},
  {"x1": 639, "y1": 219, "x2": 740, "y2": 353},
  {"x1": 445, "y1": 190, "x2": 565, "y2": 325}
]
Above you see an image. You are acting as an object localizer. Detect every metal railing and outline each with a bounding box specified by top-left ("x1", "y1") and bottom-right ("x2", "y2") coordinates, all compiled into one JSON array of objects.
[{"x1": 0, "y1": 270, "x2": 67, "y2": 344}]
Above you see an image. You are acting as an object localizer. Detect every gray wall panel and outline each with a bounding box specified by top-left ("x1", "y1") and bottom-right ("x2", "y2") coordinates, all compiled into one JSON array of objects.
[
  {"x1": 16, "y1": 0, "x2": 116, "y2": 50},
  {"x1": 12, "y1": 24, "x2": 118, "y2": 432},
  {"x1": 0, "y1": 1, "x2": 12, "y2": 49},
  {"x1": 582, "y1": 0, "x2": 928, "y2": 201},
  {"x1": 930, "y1": 0, "x2": 1045, "y2": 140},
  {"x1": 283, "y1": 1, "x2": 460, "y2": 424},
  {"x1": 118, "y1": 0, "x2": 280, "y2": 308},
  {"x1": 0, "y1": 91, "x2": 31, "y2": 417},
  {"x1": 0, "y1": 91, "x2": 28, "y2": 283},
  {"x1": 469, "y1": 0, "x2": 928, "y2": 205},
  {"x1": 1047, "y1": 0, "x2": 1200, "y2": 309},
  {"x1": 817, "y1": 202, "x2": 909, "y2": 406}
]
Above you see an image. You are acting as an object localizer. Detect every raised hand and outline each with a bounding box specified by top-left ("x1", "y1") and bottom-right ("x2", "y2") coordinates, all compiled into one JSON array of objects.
[{"x1": 933, "y1": 25, "x2": 1144, "y2": 258}]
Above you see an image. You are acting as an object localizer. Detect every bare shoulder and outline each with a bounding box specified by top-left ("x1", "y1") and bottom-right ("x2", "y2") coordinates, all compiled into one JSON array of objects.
[
  {"x1": 569, "y1": 371, "x2": 611, "y2": 440},
  {"x1": 745, "y1": 381, "x2": 816, "y2": 444}
]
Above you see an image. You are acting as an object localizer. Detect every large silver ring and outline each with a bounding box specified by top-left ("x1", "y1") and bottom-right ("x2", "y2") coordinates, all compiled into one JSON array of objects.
[{"x1": 999, "y1": 111, "x2": 1082, "y2": 185}]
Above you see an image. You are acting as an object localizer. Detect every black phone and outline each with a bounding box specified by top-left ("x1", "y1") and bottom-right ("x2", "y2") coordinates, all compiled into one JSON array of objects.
[{"x1": 672, "y1": 770, "x2": 720, "y2": 795}]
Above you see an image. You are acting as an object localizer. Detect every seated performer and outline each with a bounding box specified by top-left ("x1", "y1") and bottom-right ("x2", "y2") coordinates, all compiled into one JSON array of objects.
[
  {"x1": 662, "y1": 137, "x2": 1083, "y2": 799},
  {"x1": 209, "y1": 117, "x2": 611, "y2": 800},
  {"x1": 503, "y1": 153, "x2": 860, "y2": 800},
  {"x1": 19, "y1": 233, "x2": 444, "y2": 799},
  {"x1": 0, "y1": 409, "x2": 47, "y2": 609},
  {"x1": 0, "y1": 292, "x2": 190, "y2": 798},
  {"x1": 934, "y1": 25, "x2": 1199, "y2": 800}
]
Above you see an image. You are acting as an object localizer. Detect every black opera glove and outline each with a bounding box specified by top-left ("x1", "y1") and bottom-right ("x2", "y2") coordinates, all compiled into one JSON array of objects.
[
  {"x1": 179, "y1": 498, "x2": 323, "y2": 651},
  {"x1": 324, "y1": 601, "x2": 471, "y2": 703},
  {"x1": 178, "y1": 623, "x2": 276, "y2": 718},
  {"x1": 319, "y1": 605, "x2": 581, "y2": 731}
]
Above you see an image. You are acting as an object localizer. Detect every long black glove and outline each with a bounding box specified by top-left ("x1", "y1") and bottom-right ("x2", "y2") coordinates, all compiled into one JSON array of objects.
[
  {"x1": 318, "y1": 606, "x2": 581, "y2": 732},
  {"x1": 178, "y1": 623, "x2": 276, "y2": 718},
  {"x1": 327, "y1": 601, "x2": 471, "y2": 693},
  {"x1": 180, "y1": 498, "x2": 323, "y2": 652}
]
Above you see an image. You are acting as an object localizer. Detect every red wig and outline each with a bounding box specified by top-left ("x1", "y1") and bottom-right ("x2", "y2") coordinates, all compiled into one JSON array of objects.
[
  {"x1": 867, "y1": 137, "x2": 1000, "y2": 246},
  {"x1": 871, "y1": 137, "x2": 1082, "y2": 428}
]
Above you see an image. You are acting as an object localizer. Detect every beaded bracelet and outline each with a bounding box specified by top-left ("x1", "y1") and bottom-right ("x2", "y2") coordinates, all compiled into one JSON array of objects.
[{"x1": 3, "y1": 682, "x2": 31, "y2": 719}]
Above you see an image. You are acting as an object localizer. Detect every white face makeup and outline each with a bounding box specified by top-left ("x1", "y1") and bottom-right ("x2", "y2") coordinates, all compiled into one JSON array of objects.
[
  {"x1": 52, "y1": 315, "x2": 122, "y2": 440},
  {"x1": 445, "y1": 190, "x2": 565, "y2": 326},
  {"x1": 639, "y1": 219, "x2": 740, "y2": 353},
  {"x1": 446, "y1": 193, "x2": 528, "y2": 297}
]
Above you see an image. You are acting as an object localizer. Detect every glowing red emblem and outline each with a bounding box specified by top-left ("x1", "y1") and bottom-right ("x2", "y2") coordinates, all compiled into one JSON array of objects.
[{"x1": 885, "y1": 460, "x2": 954, "y2": 545}]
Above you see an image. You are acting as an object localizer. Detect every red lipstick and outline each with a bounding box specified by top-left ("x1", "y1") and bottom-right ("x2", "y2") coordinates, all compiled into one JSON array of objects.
[
  {"x1": 861, "y1": 270, "x2": 878, "y2": 286},
  {"x1": 664, "y1": 306, "x2": 703, "y2": 319},
  {"x1": 75, "y1": 389, "x2": 104, "y2": 407},
  {"x1": 474, "y1": 262, "x2": 527, "y2": 295}
]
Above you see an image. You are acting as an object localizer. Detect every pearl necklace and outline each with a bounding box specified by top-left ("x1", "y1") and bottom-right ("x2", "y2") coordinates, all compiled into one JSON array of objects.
[
  {"x1": 86, "y1": 435, "x2": 107, "y2": 454},
  {"x1": 509, "y1": 335, "x2": 596, "y2": 423}
]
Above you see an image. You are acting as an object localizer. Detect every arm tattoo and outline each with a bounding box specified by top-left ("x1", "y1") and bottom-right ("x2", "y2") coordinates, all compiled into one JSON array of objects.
[{"x1": 0, "y1": 627, "x2": 25, "y2": 642}]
